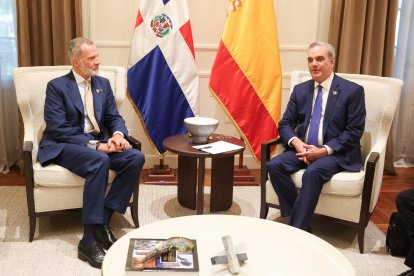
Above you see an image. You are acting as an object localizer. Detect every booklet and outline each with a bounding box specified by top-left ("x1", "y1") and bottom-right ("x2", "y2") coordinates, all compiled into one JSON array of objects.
[
  {"x1": 125, "y1": 238, "x2": 199, "y2": 275},
  {"x1": 192, "y1": 140, "x2": 244, "y2": 154}
]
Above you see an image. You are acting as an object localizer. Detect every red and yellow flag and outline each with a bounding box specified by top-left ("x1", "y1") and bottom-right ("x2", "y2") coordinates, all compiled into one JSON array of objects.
[{"x1": 209, "y1": 0, "x2": 282, "y2": 160}]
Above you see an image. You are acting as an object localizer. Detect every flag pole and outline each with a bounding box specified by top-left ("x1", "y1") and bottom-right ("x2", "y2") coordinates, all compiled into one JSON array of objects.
[
  {"x1": 238, "y1": 137, "x2": 244, "y2": 168},
  {"x1": 233, "y1": 136, "x2": 258, "y2": 185}
]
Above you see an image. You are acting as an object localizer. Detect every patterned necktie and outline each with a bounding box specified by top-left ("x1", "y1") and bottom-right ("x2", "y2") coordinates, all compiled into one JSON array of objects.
[
  {"x1": 307, "y1": 85, "x2": 323, "y2": 146},
  {"x1": 84, "y1": 80, "x2": 100, "y2": 135}
]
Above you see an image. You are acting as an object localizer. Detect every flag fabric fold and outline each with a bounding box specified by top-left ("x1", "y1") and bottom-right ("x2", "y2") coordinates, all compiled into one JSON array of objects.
[
  {"x1": 209, "y1": 0, "x2": 282, "y2": 160},
  {"x1": 128, "y1": 0, "x2": 199, "y2": 157}
]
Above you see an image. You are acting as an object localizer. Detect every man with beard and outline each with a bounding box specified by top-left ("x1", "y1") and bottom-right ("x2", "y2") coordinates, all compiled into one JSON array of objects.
[{"x1": 38, "y1": 37, "x2": 145, "y2": 269}]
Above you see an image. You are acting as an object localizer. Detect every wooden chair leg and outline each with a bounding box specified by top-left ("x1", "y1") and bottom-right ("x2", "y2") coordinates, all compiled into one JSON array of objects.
[
  {"x1": 358, "y1": 226, "x2": 365, "y2": 254},
  {"x1": 29, "y1": 213, "x2": 36, "y2": 242},
  {"x1": 131, "y1": 183, "x2": 139, "y2": 228},
  {"x1": 260, "y1": 205, "x2": 269, "y2": 219}
]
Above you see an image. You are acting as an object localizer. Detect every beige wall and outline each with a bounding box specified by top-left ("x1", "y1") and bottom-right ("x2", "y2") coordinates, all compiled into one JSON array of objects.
[{"x1": 83, "y1": 0, "x2": 331, "y2": 169}]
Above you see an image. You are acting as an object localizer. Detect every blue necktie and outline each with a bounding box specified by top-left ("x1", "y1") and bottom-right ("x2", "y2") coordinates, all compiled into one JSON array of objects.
[{"x1": 307, "y1": 85, "x2": 323, "y2": 146}]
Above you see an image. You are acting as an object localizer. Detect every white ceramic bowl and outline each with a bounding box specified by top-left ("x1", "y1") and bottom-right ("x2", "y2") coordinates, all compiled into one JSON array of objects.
[{"x1": 184, "y1": 117, "x2": 219, "y2": 144}]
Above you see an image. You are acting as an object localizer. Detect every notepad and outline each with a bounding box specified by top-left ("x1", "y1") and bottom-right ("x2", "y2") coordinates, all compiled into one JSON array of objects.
[{"x1": 192, "y1": 141, "x2": 244, "y2": 154}]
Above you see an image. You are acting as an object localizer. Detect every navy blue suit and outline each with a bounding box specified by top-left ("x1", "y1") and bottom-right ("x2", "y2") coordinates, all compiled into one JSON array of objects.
[
  {"x1": 396, "y1": 189, "x2": 414, "y2": 270},
  {"x1": 267, "y1": 74, "x2": 365, "y2": 230},
  {"x1": 38, "y1": 71, "x2": 145, "y2": 224}
]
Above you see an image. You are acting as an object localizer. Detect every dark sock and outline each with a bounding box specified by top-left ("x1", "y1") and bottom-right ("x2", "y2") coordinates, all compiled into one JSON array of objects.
[
  {"x1": 103, "y1": 207, "x2": 114, "y2": 225},
  {"x1": 81, "y1": 224, "x2": 97, "y2": 247}
]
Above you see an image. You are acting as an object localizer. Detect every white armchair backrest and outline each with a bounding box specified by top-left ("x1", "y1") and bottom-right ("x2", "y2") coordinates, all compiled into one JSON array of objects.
[{"x1": 13, "y1": 66, "x2": 127, "y2": 162}]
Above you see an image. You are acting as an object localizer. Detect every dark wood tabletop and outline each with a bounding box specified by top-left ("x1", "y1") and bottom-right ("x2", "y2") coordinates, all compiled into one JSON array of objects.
[{"x1": 163, "y1": 133, "x2": 245, "y2": 157}]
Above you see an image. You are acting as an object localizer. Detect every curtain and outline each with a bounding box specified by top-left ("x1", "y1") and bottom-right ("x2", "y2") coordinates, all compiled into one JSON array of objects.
[
  {"x1": 0, "y1": 1, "x2": 20, "y2": 173},
  {"x1": 16, "y1": 0, "x2": 83, "y2": 66},
  {"x1": 393, "y1": 0, "x2": 414, "y2": 167},
  {"x1": 328, "y1": 0, "x2": 399, "y2": 175}
]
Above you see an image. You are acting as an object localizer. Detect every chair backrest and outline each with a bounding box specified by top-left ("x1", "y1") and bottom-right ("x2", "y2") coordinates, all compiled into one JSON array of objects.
[
  {"x1": 13, "y1": 66, "x2": 126, "y2": 162},
  {"x1": 290, "y1": 71, "x2": 403, "y2": 210}
]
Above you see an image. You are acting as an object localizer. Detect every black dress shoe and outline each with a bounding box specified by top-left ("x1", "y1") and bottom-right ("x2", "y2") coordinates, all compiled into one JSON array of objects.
[
  {"x1": 96, "y1": 225, "x2": 117, "y2": 250},
  {"x1": 78, "y1": 241, "x2": 105, "y2": 269}
]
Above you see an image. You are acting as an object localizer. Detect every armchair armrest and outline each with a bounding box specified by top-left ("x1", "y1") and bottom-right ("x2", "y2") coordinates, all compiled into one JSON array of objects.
[
  {"x1": 260, "y1": 137, "x2": 283, "y2": 218},
  {"x1": 261, "y1": 137, "x2": 283, "y2": 161},
  {"x1": 261, "y1": 137, "x2": 283, "y2": 186},
  {"x1": 359, "y1": 151, "x2": 379, "y2": 228},
  {"x1": 127, "y1": 135, "x2": 142, "y2": 151},
  {"x1": 22, "y1": 141, "x2": 34, "y2": 182},
  {"x1": 23, "y1": 140, "x2": 33, "y2": 152},
  {"x1": 22, "y1": 140, "x2": 36, "y2": 236},
  {"x1": 126, "y1": 135, "x2": 142, "y2": 228}
]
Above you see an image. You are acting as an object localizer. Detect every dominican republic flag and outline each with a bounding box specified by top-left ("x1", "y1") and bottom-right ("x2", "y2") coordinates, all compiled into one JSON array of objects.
[
  {"x1": 128, "y1": 0, "x2": 199, "y2": 156},
  {"x1": 209, "y1": 0, "x2": 282, "y2": 160}
]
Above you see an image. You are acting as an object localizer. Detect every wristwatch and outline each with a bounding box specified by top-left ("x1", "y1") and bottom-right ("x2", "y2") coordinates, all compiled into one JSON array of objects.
[{"x1": 87, "y1": 140, "x2": 100, "y2": 150}]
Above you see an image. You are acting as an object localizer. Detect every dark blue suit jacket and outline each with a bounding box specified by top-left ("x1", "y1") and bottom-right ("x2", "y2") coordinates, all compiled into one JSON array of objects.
[
  {"x1": 38, "y1": 71, "x2": 128, "y2": 166},
  {"x1": 278, "y1": 74, "x2": 366, "y2": 172}
]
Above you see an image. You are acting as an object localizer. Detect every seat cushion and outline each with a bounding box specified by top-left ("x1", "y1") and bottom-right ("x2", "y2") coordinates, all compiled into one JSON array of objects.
[
  {"x1": 33, "y1": 162, "x2": 116, "y2": 187},
  {"x1": 290, "y1": 169, "x2": 365, "y2": 196}
]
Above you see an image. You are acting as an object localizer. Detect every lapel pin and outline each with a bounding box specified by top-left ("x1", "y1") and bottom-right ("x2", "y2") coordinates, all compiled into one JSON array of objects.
[
  {"x1": 333, "y1": 91, "x2": 338, "y2": 96},
  {"x1": 96, "y1": 88, "x2": 102, "y2": 93}
]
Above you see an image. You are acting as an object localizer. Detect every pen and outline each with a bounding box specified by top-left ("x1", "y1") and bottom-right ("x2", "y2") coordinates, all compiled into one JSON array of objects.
[{"x1": 198, "y1": 146, "x2": 212, "y2": 150}]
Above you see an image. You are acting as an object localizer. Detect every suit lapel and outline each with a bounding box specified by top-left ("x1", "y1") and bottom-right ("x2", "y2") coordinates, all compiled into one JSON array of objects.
[
  {"x1": 304, "y1": 80, "x2": 315, "y2": 130},
  {"x1": 66, "y1": 72, "x2": 84, "y2": 116},
  {"x1": 323, "y1": 75, "x2": 340, "y2": 137}
]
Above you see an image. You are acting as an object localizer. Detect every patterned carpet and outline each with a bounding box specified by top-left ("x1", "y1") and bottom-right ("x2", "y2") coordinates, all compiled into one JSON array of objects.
[{"x1": 0, "y1": 185, "x2": 408, "y2": 275}]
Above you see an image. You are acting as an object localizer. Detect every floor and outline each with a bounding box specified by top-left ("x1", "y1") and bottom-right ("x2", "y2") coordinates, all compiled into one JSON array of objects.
[{"x1": 1, "y1": 166, "x2": 413, "y2": 234}]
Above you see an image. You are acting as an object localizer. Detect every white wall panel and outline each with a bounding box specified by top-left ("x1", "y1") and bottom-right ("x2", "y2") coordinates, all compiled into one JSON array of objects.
[
  {"x1": 83, "y1": 0, "x2": 331, "y2": 169},
  {"x1": 189, "y1": 0, "x2": 228, "y2": 45},
  {"x1": 276, "y1": 0, "x2": 320, "y2": 45},
  {"x1": 194, "y1": 45, "x2": 219, "y2": 74}
]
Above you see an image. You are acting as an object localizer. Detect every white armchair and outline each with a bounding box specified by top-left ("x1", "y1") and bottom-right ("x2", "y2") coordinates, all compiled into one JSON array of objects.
[
  {"x1": 260, "y1": 71, "x2": 403, "y2": 253},
  {"x1": 13, "y1": 66, "x2": 141, "y2": 241}
]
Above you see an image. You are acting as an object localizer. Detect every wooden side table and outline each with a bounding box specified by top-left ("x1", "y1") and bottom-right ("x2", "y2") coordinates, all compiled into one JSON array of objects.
[{"x1": 163, "y1": 134, "x2": 245, "y2": 214}]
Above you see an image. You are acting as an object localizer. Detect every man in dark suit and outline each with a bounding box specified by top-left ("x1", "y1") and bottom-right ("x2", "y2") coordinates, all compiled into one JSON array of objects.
[
  {"x1": 38, "y1": 37, "x2": 145, "y2": 269},
  {"x1": 267, "y1": 41, "x2": 366, "y2": 232},
  {"x1": 396, "y1": 189, "x2": 414, "y2": 276}
]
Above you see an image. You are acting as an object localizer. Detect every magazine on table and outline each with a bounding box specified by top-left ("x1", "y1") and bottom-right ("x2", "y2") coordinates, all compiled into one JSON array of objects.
[{"x1": 125, "y1": 238, "x2": 199, "y2": 275}]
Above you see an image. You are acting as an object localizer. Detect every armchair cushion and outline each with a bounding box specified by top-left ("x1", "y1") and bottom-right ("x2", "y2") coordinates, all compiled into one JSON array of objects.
[
  {"x1": 33, "y1": 163, "x2": 117, "y2": 188},
  {"x1": 290, "y1": 170, "x2": 365, "y2": 196}
]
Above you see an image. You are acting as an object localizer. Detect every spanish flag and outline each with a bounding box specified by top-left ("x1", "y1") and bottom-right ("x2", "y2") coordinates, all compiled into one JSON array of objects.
[{"x1": 209, "y1": 0, "x2": 282, "y2": 160}]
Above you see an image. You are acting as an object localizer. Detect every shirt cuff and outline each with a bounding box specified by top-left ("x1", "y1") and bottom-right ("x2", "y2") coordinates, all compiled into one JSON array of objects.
[
  {"x1": 288, "y1": 137, "x2": 298, "y2": 147},
  {"x1": 323, "y1": 145, "x2": 333, "y2": 155},
  {"x1": 112, "y1": 131, "x2": 124, "y2": 137}
]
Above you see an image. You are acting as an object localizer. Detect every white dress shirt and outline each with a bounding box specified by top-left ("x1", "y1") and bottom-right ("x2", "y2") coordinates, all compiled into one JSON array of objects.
[
  {"x1": 289, "y1": 72, "x2": 334, "y2": 154},
  {"x1": 73, "y1": 71, "x2": 124, "y2": 138}
]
